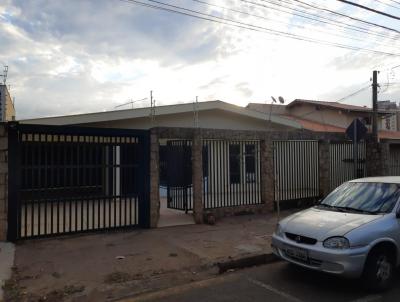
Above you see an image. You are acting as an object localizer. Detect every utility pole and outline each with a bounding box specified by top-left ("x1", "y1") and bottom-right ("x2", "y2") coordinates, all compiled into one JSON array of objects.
[{"x1": 372, "y1": 70, "x2": 379, "y2": 142}]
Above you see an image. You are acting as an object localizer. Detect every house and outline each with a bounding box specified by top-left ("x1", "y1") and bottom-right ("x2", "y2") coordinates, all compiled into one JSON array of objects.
[
  {"x1": 247, "y1": 99, "x2": 400, "y2": 140},
  {"x1": 21, "y1": 100, "x2": 301, "y2": 131}
]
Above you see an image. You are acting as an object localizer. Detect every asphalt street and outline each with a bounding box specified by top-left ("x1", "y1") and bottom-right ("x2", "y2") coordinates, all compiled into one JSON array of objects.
[{"x1": 129, "y1": 261, "x2": 400, "y2": 302}]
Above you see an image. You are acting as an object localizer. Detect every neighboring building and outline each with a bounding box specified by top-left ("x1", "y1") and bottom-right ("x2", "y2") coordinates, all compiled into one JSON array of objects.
[
  {"x1": 378, "y1": 100, "x2": 398, "y2": 110},
  {"x1": 0, "y1": 85, "x2": 16, "y2": 121},
  {"x1": 21, "y1": 100, "x2": 301, "y2": 131},
  {"x1": 248, "y1": 99, "x2": 400, "y2": 139}
]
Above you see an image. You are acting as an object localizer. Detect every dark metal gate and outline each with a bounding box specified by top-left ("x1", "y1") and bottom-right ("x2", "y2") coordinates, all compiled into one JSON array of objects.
[
  {"x1": 8, "y1": 123, "x2": 150, "y2": 241},
  {"x1": 165, "y1": 140, "x2": 193, "y2": 212},
  {"x1": 273, "y1": 140, "x2": 319, "y2": 203},
  {"x1": 329, "y1": 141, "x2": 366, "y2": 190}
]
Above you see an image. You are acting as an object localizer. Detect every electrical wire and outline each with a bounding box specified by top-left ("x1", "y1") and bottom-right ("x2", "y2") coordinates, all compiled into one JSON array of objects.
[
  {"x1": 192, "y1": 0, "x2": 395, "y2": 44},
  {"x1": 375, "y1": 0, "x2": 400, "y2": 10},
  {"x1": 336, "y1": 0, "x2": 400, "y2": 20},
  {"x1": 243, "y1": 0, "x2": 398, "y2": 39},
  {"x1": 119, "y1": 0, "x2": 400, "y2": 57},
  {"x1": 287, "y1": 0, "x2": 400, "y2": 35}
]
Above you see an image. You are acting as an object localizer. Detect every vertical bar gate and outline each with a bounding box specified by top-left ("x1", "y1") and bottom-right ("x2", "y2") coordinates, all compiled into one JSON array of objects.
[
  {"x1": 273, "y1": 140, "x2": 319, "y2": 203},
  {"x1": 165, "y1": 140, "x2": 193, "y2": 212},
  {"x1": 8, "y1": 123, "x2": 150, "y2": 241}
]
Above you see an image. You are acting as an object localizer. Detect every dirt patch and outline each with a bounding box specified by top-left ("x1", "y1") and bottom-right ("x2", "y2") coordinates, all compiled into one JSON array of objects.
[
  {"x1": 104, "y1": 272, "x2": 143, "y2": 284},
  {"x1": 2, "y1": 266, "x2": 85, "y2": 302}
]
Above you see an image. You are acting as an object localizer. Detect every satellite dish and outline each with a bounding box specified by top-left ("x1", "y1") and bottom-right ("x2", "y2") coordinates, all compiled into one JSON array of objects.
[
  {"x1": 278, "y1": 96, "x2": 285, "y2": 104},
  {"x1": 271, "y1": 96, "x2": 277, "y2": 103}
]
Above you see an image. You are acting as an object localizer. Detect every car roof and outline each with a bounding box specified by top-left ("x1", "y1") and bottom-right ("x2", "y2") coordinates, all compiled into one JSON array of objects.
[{"x1": 349, "y1": 176, "x2": 400, "y2": 184}]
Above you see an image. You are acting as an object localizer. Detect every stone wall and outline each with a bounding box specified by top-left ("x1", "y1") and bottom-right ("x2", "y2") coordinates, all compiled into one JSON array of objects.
[
  {"x1": 0, "y1": 124, "x2": 7, "y2": 241},
  {"x1": 151, "y1": 127, "x2": 358, "y2": 223}
]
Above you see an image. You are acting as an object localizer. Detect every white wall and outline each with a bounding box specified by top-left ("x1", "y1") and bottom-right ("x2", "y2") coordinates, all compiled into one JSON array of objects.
[{"x1": 82, "y1": 109, "x2": 292, "y2": 131}]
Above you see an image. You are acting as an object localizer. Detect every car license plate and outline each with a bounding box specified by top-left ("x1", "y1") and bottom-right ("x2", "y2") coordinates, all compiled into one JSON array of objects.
[{"x1": 284, "y1": 245, "x2": 308, "y2": 261}]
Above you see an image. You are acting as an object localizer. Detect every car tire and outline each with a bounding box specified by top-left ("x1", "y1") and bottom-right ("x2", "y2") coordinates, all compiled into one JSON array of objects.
[{"x1": 362, "y1": 248, "x2": 394, "y2": 292}]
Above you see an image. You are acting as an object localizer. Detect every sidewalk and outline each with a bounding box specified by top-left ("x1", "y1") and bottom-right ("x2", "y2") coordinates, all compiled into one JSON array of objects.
[
  {"x1": 3, "y1": 210, "x2": 295, "y2": 302},
  {"x1": 0, "y1": 242, "x2": 15, "y2": 302}
]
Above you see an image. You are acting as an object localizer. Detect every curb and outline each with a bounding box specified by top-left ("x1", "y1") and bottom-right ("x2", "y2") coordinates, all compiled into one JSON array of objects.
[{"x1": 217, "y1": 253, "x2": 280, "y2": 274}]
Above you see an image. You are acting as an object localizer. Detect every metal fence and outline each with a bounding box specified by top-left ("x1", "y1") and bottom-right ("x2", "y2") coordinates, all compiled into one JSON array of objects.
[
  {"x1": 165, "y1": 140, "x2": 193, "y2": 212},
  {"x1": 202, "y1": 140, "x2": 262, "y2": 209},
  {"x1": 388, "y1": 144, "x2": 400, "y2": 176},
  {"x1": 273, "y1": 140, "x2": 319, "y2": 202},
  {"x1": 8, "y1": 123, "x2": 150, "y2": 241},
  {"x1": 329, "y1": 142, "x2": 366, "y2": 190}
]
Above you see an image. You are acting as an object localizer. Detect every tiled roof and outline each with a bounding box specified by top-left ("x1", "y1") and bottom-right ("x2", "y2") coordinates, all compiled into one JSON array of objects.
[
  {"x1": 288, "y1": 99, "x2": 392, "y2": 114},
  {"x1": 281, "y1": 114, "x2": 400, "y2": 139},
  {"x1": 280, "y1": 115, "x2": 345, "y2": 132}
]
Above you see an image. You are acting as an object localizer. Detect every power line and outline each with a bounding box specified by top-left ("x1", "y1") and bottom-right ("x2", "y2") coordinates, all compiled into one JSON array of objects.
[
  {"x1": 257, "y1": 0, "x2": 400, "y2": 38},
  {"x1": 375, "y1": 0, "x2": 400, "y2": 10},
  {"x1": 247, "y1": 0, "x2": 381, "y2": 36},
  {"x1": 120, "y1": 0, "x2": 400, "y2": 57},
  {"x1": 192, "y1": 0, "x2": 393, "y2": 44},
  {"x1": 336, "y1": 85, "x2": 371, "y2": 103},
  {"x1": 288, "y1": 0, "x2": 400, "y2": 35},
  {"x1": 388, "y1": 0, "x2": 400, "y2": 6},
  {"x1": 337, "y1": 0, "x2": 400, "y2": 20}
]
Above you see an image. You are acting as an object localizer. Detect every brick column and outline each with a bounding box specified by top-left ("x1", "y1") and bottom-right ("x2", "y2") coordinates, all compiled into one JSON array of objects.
[
  {"x1": 318, "y1": 140, "x2": 331, "y2": 198},
  {"x1": 261, "y1": 138, "x2": 274, "y2": 212},
  {"x1": 192, "y1": 131, "x2": 203, "y2": 224},
  {"x1": 149, "y1": 129, "x2": 160, "y2": 228},
  {"x1": 0, "y1": 124, "x2": 8, "y2": 241}
]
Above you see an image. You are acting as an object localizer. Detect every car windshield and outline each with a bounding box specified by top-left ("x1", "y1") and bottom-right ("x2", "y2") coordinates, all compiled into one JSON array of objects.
[{"x1": 319, "y1": 182, "x2": 400, "y2": 214}]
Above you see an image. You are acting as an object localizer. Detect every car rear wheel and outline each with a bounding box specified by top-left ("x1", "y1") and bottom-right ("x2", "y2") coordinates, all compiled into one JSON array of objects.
[{"x1": 363, "y1": 248, "x2": 394, "y2": 292}]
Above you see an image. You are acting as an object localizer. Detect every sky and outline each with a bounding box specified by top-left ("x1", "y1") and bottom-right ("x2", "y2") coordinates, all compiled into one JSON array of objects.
[{"x1": 1, "y1": 0, "x2": 400, "y2": 119}]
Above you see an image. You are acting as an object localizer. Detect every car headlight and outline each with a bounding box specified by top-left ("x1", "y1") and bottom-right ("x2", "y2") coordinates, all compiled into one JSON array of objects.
[
  {"x1": 323, "y1": 237, "x2": 350, "y2": 249},
  {"x1": 274, "y1": 223, "x2": 284, "y2": 237}
]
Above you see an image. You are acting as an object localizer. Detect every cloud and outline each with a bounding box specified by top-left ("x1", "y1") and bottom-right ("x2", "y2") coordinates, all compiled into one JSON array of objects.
[{"x1": 1, "y1": 0, "x2": 400, "y2": 119}]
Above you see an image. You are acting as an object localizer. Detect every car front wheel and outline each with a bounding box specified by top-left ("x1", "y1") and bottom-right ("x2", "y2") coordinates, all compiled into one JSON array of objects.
[{"x1": 363, "y1": 248, "x2": 394, "y2": 292}]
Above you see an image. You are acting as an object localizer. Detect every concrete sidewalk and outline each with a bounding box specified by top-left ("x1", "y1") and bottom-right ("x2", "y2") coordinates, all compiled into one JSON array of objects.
[
  {"x1": 3, "y1": 210, "x2": 294, "y2": 302},
  {"x1": 0, "y1": 242, "x2": 15, "y2": 302}
]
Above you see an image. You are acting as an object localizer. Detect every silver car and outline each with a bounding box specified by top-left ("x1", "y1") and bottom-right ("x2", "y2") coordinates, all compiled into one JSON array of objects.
[{"x1": 271, "y1": 177, "x2": 400, "y2": 291}]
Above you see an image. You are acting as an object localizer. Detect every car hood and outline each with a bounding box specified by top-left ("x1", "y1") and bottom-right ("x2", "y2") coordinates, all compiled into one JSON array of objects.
[{"x1": 282, "y1": 207, "x2": 383, "y2": 241}]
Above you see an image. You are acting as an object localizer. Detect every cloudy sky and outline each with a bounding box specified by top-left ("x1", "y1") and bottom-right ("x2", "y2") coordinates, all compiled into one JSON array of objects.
[{"x1": 1, "y1": 0, "x2": 400, "y2": 119}]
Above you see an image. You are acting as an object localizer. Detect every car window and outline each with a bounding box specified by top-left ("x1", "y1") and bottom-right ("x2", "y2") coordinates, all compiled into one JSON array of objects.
[{"x1": 320, "y1": 182, "x2": 400, "y2": 214}]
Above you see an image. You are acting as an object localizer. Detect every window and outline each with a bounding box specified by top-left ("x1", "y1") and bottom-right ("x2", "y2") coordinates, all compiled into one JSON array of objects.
[
  {"x1": 229, "y1": 144, "x2": 241, "y2": 184},
  {"x1": 245, "y1": 144, "x2": 256, "y2": 182},
  {"x1": 386, "y1": 118, "x2": 391, "y2": 130}
]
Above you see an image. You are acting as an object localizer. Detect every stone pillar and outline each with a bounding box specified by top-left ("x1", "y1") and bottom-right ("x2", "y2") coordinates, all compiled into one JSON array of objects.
[
  {"x1": 366, "y1": 140, "x2": 385, "y2": 176},
  {"x1": 192, "y1": 131, "x2": 203, "y2": 224},
  {"x1": 261, "y1": 138, "x2": 274, "y2": 212},
  {"x1": 318, "y1": 140, "x2": 331, "y2": 198},
  {"x1": 149, "y1": 129, "x2": 160, "y2": 228},
  {"x1": 0, "y1": 124, "x2": 8, "y2": 241},
  {"x1": 380, "y1": 142, "x2": 390, "y2": 176}
]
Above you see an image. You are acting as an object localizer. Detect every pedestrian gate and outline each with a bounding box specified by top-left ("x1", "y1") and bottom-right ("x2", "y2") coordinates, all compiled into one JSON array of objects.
[
  {"x1": 165, "y1": 140, "x2": 193, "y2": 212},
  {"x1": 8, "y1": 123, "x2": 150, "y2": 241}
]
